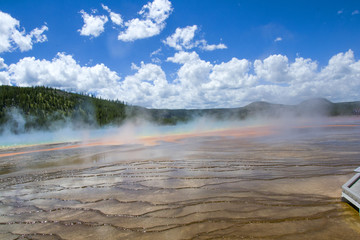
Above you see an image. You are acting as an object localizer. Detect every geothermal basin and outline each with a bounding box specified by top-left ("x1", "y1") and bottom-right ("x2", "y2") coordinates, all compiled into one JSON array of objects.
[{"x1": 1, "y1": 117, "x2": 360, "y2": 239}]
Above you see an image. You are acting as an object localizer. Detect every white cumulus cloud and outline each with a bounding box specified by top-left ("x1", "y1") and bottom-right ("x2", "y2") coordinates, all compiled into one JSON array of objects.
[
  {"x1": 163, "y1": 25, "x2": 227, "y2": 51},
  {"x1": 150, "y1": 48, "x2": 162, "y2": 57},
  {"x1": 0, "y1": 57, "x2": 8, "y2": 70},
  {"x1": 0, "y1": 11, "x2": 48, "y2": 53},
  {"x1": 199, "y1": 42, "x2": 227, "y2": 51},
  {"x1": 78, "y1": 1, "x2": 172, "y2": 41},
  {"x1": 0, "y1": 57, "x2": 10, "y2": 85},
  {"x1": 254, "y1": 54, "x2": 290, "y2": 83},
  {"x1": 118, "y1": 0, "x2": 172, "y2": 41},
  {"x1": 163, "y1": 25, "x2": 198, "y2": 50},
  {"x1": 119, "y1": 62, "x2": 173, "y2": 107},
  {"x1": 79, "y1": 10, "x2": 108, "y2": 37},
  {"x1": 102, "y1": 4, "x2": 123, "y2": 26},
  {"x1": 7, "y1": 53, "x2": 120, "y2": 96},
  {"x1": 205, "y1": 58, "x2": 257, "y2": 89},
  {"x1": 167, "y1": 51, "x2": 201, "y2": 64},
  {"x1": 166, "y1": 51, "x2": 255, "y2": 108},
  {"x1": 254, "y1": 54, "x2": 318, "y2": 84},
  {"x1": 168, "y1": 51, "x2": 213, "y2": 89}
]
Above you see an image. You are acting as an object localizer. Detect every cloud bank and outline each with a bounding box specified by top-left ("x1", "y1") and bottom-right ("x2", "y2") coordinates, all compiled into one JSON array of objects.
[
  {"x1": 6, "y1": 53, "x2": 120, "y2": 96},
  {"x1": 1, "y1": 50, "x2": 360, "y2": 109}
]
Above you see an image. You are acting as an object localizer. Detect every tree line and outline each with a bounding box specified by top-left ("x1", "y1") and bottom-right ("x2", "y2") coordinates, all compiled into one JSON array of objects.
[{"x1": 0, "y1": 86, "x2": 127, "y2": 133}]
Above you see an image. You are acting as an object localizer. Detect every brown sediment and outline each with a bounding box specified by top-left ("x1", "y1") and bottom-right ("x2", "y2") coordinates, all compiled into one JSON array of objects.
[
  {"x1": 140, "y1": 125, "x2": 274, "y2": 146},
  {"x1": 0, "y1": 120, "x2": 360, "y2": 239}
]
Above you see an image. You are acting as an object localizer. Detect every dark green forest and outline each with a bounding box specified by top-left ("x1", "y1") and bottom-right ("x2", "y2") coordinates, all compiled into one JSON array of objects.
[
  {"x1": 1, "y1": 85, "x2": 360, "y2": 134},
  {"x1": 0, "y1": 86, "x2": 127, "y2": 133}
]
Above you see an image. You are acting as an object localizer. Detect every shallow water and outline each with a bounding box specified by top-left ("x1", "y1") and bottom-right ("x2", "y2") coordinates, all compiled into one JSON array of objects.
[{"x1": 1, "y1": 119, "x2": 360, "y2": 239}]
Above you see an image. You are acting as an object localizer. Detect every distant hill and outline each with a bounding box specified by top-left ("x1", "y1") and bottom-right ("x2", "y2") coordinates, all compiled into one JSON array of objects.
[
  {"x1": 146, "y1": 98, "x2": 360, "y2": 122},
  {"x1": 0, "y1": 86, "x2": 359, "y2": 134}
]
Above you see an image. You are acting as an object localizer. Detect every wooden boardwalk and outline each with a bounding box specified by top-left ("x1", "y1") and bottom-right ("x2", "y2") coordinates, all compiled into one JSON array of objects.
[{"x1": 342, "y1": 168, "x2": 360, "y2": 213}]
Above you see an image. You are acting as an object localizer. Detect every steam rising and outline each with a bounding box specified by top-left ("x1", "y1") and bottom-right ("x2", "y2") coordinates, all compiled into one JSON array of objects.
[
  {"x1": 1, "y1": 109, "x2": 358, "y2": 150},
  {"x1": 1, "y1": 96, "x2": 359, "y2": 149}
]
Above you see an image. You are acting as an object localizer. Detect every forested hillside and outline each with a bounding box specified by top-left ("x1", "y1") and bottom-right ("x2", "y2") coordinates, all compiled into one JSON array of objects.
[{"x1": 0, "y1": 86, "x2": 127, "y2": 133}]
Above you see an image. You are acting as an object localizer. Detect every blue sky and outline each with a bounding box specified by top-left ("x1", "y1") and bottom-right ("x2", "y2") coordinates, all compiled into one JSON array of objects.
[{"x1": 0, "y1": 0, "x2": 360, "y2": 108}]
